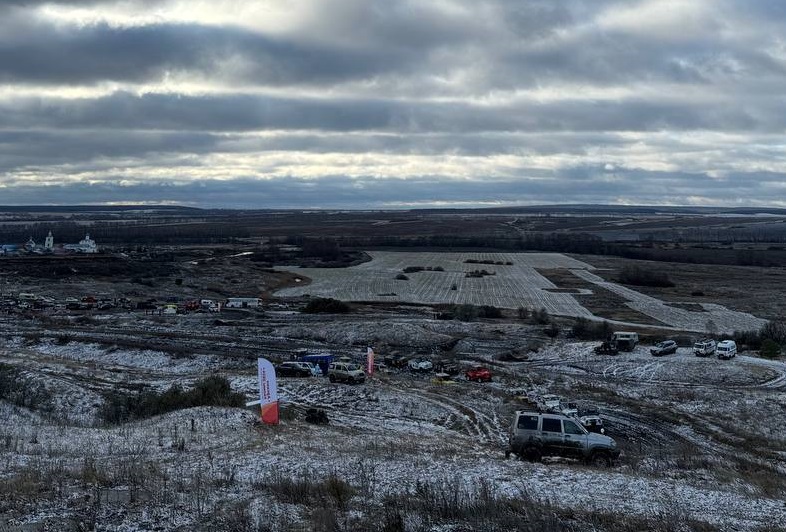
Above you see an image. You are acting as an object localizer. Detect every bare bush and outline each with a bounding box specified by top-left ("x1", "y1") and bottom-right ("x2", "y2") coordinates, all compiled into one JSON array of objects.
[
  {"x1": 100, "y1": 376, "x2": 245, "y2": 424},
  {"x1": 0, "y1": 363, "x2": 53, "y2": 411}
]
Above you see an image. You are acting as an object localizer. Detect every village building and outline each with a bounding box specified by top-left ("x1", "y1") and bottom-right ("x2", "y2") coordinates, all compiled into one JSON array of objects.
[{"x1": 63, "y1": 234, "x2": 98, "y2": 254}]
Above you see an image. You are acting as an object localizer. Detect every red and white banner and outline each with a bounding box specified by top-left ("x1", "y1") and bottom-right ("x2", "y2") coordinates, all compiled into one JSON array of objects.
[
  {"x1": 257, "y1": 358, "x2": 279, "y2": 425},
  {"x1": 366, "y1": 346, "x2": 375, "y2": 376}
]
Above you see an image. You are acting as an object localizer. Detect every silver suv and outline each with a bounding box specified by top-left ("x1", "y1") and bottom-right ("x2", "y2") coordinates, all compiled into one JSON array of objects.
[
  {"x1": 507, "y1": 411, "x2": 620, "y2": 466},
  {"x1": 327, "y1": 362, "x2": 366, "y2": 384}
]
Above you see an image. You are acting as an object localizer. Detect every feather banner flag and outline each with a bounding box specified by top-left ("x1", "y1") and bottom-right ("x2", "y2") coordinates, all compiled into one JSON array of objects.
[
  {"x1": 257, "y1": 358, "x2": 279, "y2": 425},
  {"x1": 367, "y1": 346, "x2": 375, "y2": 376}
]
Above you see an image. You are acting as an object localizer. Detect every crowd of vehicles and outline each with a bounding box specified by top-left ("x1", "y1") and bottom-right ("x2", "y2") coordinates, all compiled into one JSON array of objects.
[
  {"x1": 593, "y1": 333, "x2": 741, "y2": 361},
  {"x1": 277, "y1": 352, "x2": 496, "y2": 385}
]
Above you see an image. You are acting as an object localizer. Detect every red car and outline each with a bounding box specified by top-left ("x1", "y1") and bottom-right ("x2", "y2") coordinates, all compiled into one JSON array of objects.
[{"x1": 465, "y1": 366, "x2": 492, "y2": 382}]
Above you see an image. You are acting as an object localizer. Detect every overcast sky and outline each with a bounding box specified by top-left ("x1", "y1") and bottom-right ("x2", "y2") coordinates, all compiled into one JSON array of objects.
[{"x1": 1, "y1": 0, "x2": 785, "y2": 208}]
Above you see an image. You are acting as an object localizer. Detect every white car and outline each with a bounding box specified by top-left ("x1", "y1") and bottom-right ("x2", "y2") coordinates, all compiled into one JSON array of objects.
[
  {"x1": 579, "y1": 415, "x2": 606, "y2": 434},
  {"x1": 538, "y1": 394, "x2": 562, "y2": 413},
  {"x1": 560, "y1": 400, "x2": 579, "y2": 417},
  {"x1": 408, "y1": 358, "x2": 433, "y2": 372}
]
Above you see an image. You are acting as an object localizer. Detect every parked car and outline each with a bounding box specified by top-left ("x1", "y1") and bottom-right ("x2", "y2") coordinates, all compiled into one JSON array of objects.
[
  {"x1": 408, "y1": 358, "x2": 433, "y2": 372},
  {"x1": 594, "y1": 341, "x2": 619, "y2": 356},
  {"x1": 292, "y1": 361, "x2": 322, "y2": 376},
  {"x1": 512, "y1": 390, "x2": 537, "y2": 406},
  {"x1": 384, "y1": 355, "x2": 410, "y2": 369},
  {"x1": 650, "y1": 340, "x2": 678, "y2": 356},
  {"x1": 693, "y1": 338, "x2": 717, "y2": 357},
  {"x1": 537, "y1": 394, "x2": 562, "y2": 413},
  {"x1": 465, "y1": 366, "x2": 492, "y2": 382},
  {"x1": 717, "y1": 340, "x2": 737, "y2": 360},
  {"x1": 328, "y1": 362, "x2": 366, "y2": 384},
  {"x1": 431, "y1": 372, "x2": 457, "y2": 385},
  {"x1": 299, "y1": 354, "x2": 335, "y2": 375},
  {"x1": 434, "y1": 362, "x2": 460, "y2": 375},
  {"x1": 579, "y1": 414, "x2": 606, "y2": 435},
  {"x1": 507, "y1": 411, "x2": 620, "y2": 466},
  {"x1": 276, "y1": 362, "x2": 313, "y2": 378},
  {"x1": 559, "y1": 400, "x2": 579, "y2": 417}
]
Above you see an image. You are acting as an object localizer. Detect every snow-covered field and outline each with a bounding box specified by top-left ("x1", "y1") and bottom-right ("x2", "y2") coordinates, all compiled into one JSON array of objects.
[
  {"x1": 1, "y1": 308, "x2": 785, "y2": 531},
  {"x1": 278, "y1": 251, "x2": 597, "y2": 317},
  {"x1": 277, "y1": 251, "x2": 769, "y2": 333}
]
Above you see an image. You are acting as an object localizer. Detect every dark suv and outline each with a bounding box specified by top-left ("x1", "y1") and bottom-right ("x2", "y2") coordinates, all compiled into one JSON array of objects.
[
  {"x1": 507, "y1": 411, "x2": 620, "y2": 466},
  {"x1": 650, "y1": 340, "x2": 678, "y2": 356},
  {"x1": 275, "y1": 362, "x2": 312, "y2": 378}
]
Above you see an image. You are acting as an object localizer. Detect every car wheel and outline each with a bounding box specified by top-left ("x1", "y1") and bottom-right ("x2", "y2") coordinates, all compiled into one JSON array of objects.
[
  {"x1": 523, "y1": 445, "x2": 542, "y2": 463},
  {"x1": 590, "y1": 452, "x2": 612, "y2": 467},
  {"x1": 329, "y1": 375, "x2": 336, "y2": 383}
]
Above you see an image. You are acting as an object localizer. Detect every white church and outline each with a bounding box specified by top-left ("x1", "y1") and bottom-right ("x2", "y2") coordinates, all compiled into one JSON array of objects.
[
  {"x1": 64, "y1": 233, "x2": 99, "y2": 254},
  {"x1": 23, "y1": 231, "x2": 99, "y2": 254}
]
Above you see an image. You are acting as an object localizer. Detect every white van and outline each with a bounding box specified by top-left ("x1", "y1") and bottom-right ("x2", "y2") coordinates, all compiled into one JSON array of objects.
[
  {"x1": 716, "y1": 340, "x2": 737, "y2": 360},
  {"x1": 693, "y1": 339, "x2": 717, "y2": 357}
]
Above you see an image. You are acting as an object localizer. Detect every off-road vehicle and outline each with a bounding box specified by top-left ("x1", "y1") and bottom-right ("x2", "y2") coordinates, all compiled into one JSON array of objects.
[
  {"x1": 537, "y1": 394, "x2": 562, "y2": 413},
  {"x1": 717, "y1": 340, "x2": 737, "y2": 360},
  {"x1": 650, "y1": 340, "x2": 678, "y2": 356},
  {"x1": 594, "y1": 341, "x2": 619, "y2": 356},
  {"x1": 612, "y1": 331, "x2": 639, "y2": 352},
  {"x1": 693, "y1": 338, "x2": 717, "y2": 357},
  {"x1": 327, "y1": 362, "x2": 366, "y2": 384},
  {"x1": 507, "y1": 411, "x2": 620, "y2": 466}
]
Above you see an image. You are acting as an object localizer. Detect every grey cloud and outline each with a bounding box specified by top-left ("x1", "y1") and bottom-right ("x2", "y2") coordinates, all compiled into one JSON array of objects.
[
  {"x1": 1, "y1": 91, "x2": 777, "y2": 133},
  {"x1": 2, "y1": 0, "x2": 786, "y2": 208},
  {"x1": 0, "y1": 130, "x2": 221, "y2": 172},
  {"x1": 0, "y1": 21, "x2": 417, "y2": 86},
  {"x1": 1, "y1": 0, "x2": 782, "y2": 94},
  {"x1": 0, "y1": 128, "x2": 633, "y2": 175}
]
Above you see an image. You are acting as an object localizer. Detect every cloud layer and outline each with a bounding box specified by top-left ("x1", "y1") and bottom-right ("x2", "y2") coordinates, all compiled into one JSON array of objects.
[{"x1": 1, "y1": 0, "x2": 785, "y2": 207}]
